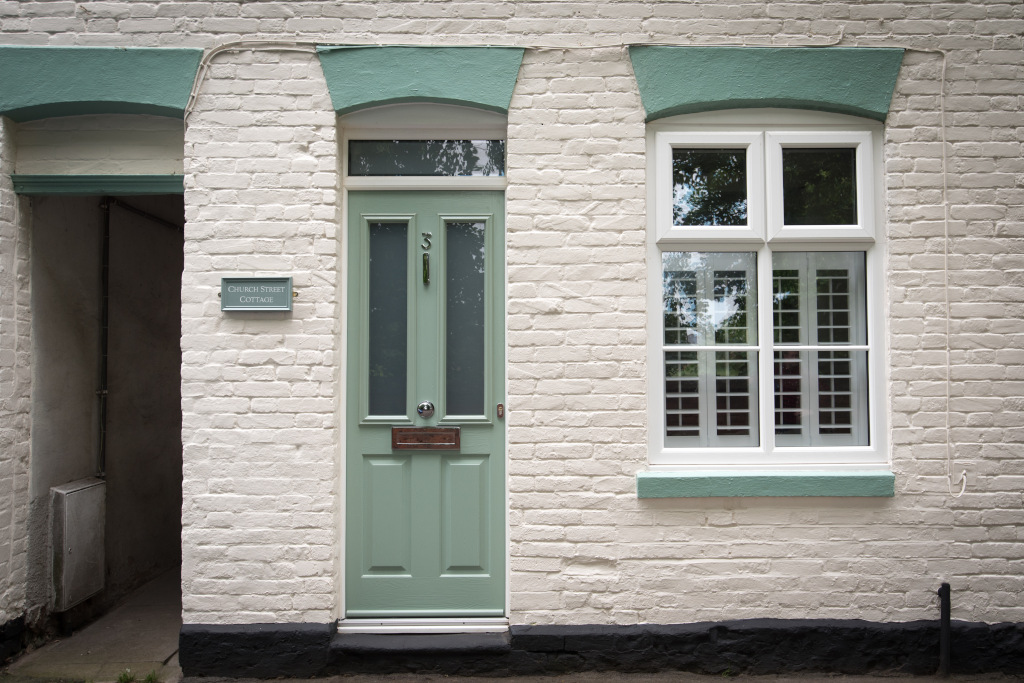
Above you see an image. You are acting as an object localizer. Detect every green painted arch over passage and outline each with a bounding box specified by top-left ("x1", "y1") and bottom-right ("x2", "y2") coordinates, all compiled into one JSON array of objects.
[
  {"x1": 11, "y1": 174, "x2": 184, "y2": 196},
  {"x1": 0, "y1": 46, "x2": 203, "y2": 122},
  {"x1": 629, "y1": 46, "x2": 904, "y2": 122},
  {"x1": 317, "y1": 46, "x2": 525, "y2": 115}
]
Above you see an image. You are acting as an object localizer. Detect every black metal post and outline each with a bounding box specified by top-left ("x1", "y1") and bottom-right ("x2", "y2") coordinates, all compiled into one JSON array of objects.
[{"x1": 938, "y1": 582, "x2": 951, "y2": 677}]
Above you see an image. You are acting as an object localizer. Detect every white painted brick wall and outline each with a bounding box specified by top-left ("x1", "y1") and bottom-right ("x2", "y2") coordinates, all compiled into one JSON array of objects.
[
  {"x1": 180, "y1": 50, "x2": 339, "y2": 624},
  {"x1": 0, "y1": 116, "x2": 30, "y2": 625},
  {"x1": 14, "y1": 115, "x2": 184, "y2": 175},
  {"x1": 0, "y1": 0, "x2": 1020, "y2": 627}
]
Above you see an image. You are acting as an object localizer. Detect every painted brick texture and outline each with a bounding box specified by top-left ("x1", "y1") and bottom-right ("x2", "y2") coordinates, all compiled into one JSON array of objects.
[
  {"x1": 0, "y1": 0, "x2": 1020, "y2": 628},
  {"x1": 180, "y1": 51, "x2": 340, "y2": 623},
  {"x1": 0, "y1": 116, "x2": 30, "y2": 625}
]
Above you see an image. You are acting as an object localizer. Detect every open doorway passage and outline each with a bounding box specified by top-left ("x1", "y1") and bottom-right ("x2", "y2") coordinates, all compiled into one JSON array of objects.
[{"x1": 26, "y1": 194, "x2": 183, "y2": 636}]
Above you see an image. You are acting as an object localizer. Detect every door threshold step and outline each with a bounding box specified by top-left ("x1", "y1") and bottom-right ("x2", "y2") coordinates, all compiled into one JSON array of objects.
[
  {"x1": 332, "y1": 631, "x2": 511, "y2": 654},
  {"x1": 337, "y1": 617, "x2": 508, "y2": 634}
]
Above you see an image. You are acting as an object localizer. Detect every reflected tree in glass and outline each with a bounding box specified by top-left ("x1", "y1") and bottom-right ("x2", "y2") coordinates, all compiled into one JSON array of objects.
[
  {"x1": 662, "y1": 252, "x2": 756, "y2": 346},
  {"x1": 349, "y1": 140, "x2": 506, "y2": 177},
  {"x1": 672, "y1": 149, "x2": 747, "y2": 226},
  {"x1": 782, "y1": 148, "x2": 857, "y2": 225}
]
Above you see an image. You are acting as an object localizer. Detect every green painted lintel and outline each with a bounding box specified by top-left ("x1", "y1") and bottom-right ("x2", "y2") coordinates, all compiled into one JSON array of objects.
[
  {"x1": 316, "y1": 45, "x2": 524, "y2": 115},
  {"x1": 0, "y1": 46, "x2": 203, "y2": 121},
  {"x1": 629, "y1": 46, "x2": 904, "y2": 122},
  {"x1": 637, "y1": 470, "x2": 895, "y2": 498},
  {"x1": 12, "y1": 175, "x2": 184, "y2": 196}
]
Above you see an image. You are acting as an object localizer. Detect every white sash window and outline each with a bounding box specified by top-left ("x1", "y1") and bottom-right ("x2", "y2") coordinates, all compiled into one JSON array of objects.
[{"x1": 647, "y1": 111, "x2": 887, "y2": 468}]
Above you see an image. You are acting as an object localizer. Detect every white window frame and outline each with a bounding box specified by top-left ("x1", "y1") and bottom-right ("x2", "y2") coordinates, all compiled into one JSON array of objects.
[
  {"x1": 646, "y1": 110, "x2": 888, "y2": 470},
  {"x1": 340, "y1": 103, "x2": 508, "y2": 191},
  {"x1": 655, "y1": 132, "x2": 765, "y2": 242},
  {"x1": 766, "y1": 131, "x2": 876, "y2": 242}
]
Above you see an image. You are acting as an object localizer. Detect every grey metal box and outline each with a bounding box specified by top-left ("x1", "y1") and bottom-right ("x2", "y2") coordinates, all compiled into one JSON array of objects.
[{"x1": 51, "y1": 477, "x2": 105, "y2": 612}]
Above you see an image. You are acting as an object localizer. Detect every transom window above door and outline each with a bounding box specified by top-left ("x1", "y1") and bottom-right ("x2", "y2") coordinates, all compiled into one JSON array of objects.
[
  {"x1": 348, "y1": 140, "x2": 505, "y2": 177},
  {"x1": 340, "y1": 104, "x2": 509, "y2": 190}
]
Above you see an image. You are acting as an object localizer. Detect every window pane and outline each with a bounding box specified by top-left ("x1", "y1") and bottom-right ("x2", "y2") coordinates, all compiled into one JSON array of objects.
[
  {"x1": 367, "y1": 222, "x2": 407, "y2": 416},
  {"x1": 665, "y1": 350, "x2": 758, "y2": 447},
  {"x1": 771, "y1": 251, "x2": 868, "y2": 447},
  {"x1": 817, "y1": 266, "x2": 865, "y2": 344},
  {"x1": 663, "y1": 268, "x2": 698, "y2": 345},
  {"x1": 349, "y1": 140, "x2": 505, "y2": 176},
  {"x1": 772, "y1": 269, "x2": 802, "y2": 344},
  {"x1": 665, "y1": 350, "x2": 700, "y2": 438},
  {"x1": 772, "y1": 252, "x2": 866, "y2": 346},
  {"x1": 446, "y1": 221, "x2": 486, "y2": 416},
  {"x1": 663, "y1": 252, "x2": 757, "y2": 346},
  {"x1": 716, "y1": 351, "x2": 756, "y2": 438},
  {"x1": 672, "y1": 149, "x2": 747, "y2": 226},
  {"x1": 782, "y1": 148, "x2": 857, "y2": 225},
  {"x1": 773, "y1": 350, "x2": 869, "y2": 446}
]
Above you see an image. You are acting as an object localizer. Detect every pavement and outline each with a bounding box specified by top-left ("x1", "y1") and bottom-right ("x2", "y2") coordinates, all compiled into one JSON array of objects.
[
  {"x1": 1, "y1": 570, "x2": 181, "y2": 683},
  {"x1": 1, "y1": 575, "x2": 1021, "y2": 683},
  {"x1": 187, "y1": 676, "x2": 1023, "y2": 683}
]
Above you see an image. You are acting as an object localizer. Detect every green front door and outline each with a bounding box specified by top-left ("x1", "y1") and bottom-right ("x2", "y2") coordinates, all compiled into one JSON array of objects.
[{"x1": 345, "y1": 191, "x2": 505, "y2": 618}]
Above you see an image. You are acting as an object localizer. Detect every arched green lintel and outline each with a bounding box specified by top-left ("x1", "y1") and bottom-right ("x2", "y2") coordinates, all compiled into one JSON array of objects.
[
  {"x1": 316, "y1": 46, "x2": 525, "y2": 115},
  {"x1": 0, "y1": 46, "x2": 203, "y2": 122},
  {"x1": 628, "y1": 46, "x2": 904, "y2": 122}
]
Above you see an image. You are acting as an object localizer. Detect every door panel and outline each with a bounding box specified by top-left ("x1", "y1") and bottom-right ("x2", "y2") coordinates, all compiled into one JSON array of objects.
[
  {"x1": 362, "y1": 455, "x2": 412, "y2": 573},
  {"x1": 441, "y1": 455, "x2": 489, "y2": 573},
  {"x1": 346, "y1": 191, "x2": 505, "y2": 618}
]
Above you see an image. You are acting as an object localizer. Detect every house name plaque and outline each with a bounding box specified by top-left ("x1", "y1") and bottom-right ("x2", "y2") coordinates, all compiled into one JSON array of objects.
[{"x1": 221, "y1": 277, "x2": 293, "y2": 311}]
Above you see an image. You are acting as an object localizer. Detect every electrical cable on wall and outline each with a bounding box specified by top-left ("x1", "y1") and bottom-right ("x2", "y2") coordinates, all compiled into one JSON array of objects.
[{"x1": 183, "y1": 32, "x2": 966, "y2": 497}]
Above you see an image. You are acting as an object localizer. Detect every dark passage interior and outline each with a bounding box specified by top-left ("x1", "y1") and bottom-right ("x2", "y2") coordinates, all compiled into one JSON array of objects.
[{"x1": 28, "y1": 194, "x2": 183, "y2": 628}]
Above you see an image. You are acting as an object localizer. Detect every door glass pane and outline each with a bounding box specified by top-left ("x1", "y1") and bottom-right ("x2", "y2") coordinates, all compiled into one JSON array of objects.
[
  {"x1": 782, "y1": 148, "x2": 857, "y2": 225},
  {"x1": 672, "y1": 148, "x2": 747, "y2": 226},
  {"x1": 368, "y1": 222, "x2": 407, "y2": 416},
  {"x1": 446, "y1": 221, "x2": 486, "y2": 415},
  {"x1": 349, "y1": 140, "x2": 506, "y2": 176}
]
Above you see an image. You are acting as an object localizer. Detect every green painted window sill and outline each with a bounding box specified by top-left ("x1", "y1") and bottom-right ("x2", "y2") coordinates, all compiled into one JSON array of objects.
[{"x1": 636, "y1": 470, "x2": 894, "y2": 498}]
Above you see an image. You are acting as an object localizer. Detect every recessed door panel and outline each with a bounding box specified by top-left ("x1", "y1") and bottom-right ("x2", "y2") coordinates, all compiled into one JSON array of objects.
[
  {"x1": 441, "y1": 455, "x2": 489, "y2": 574},
  {"x1": 362, "y1": 455, "x2": 412, "y2": 574}
]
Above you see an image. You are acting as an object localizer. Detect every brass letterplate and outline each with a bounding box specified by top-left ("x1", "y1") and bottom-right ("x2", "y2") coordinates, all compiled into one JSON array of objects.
[{"x1": 391, "y1": 426, "x2": 461, "y2": 450}]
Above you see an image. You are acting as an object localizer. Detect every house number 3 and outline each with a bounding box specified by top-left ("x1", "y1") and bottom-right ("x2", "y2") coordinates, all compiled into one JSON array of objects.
[{"x1": 421, "y1": 232, "x2": 432, "y2": 285}]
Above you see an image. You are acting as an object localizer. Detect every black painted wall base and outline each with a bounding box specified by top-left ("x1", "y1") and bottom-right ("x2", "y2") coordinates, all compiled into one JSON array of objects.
[{"x1": 179, "y1": 619, "x2": 1024, "y2": 679}]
